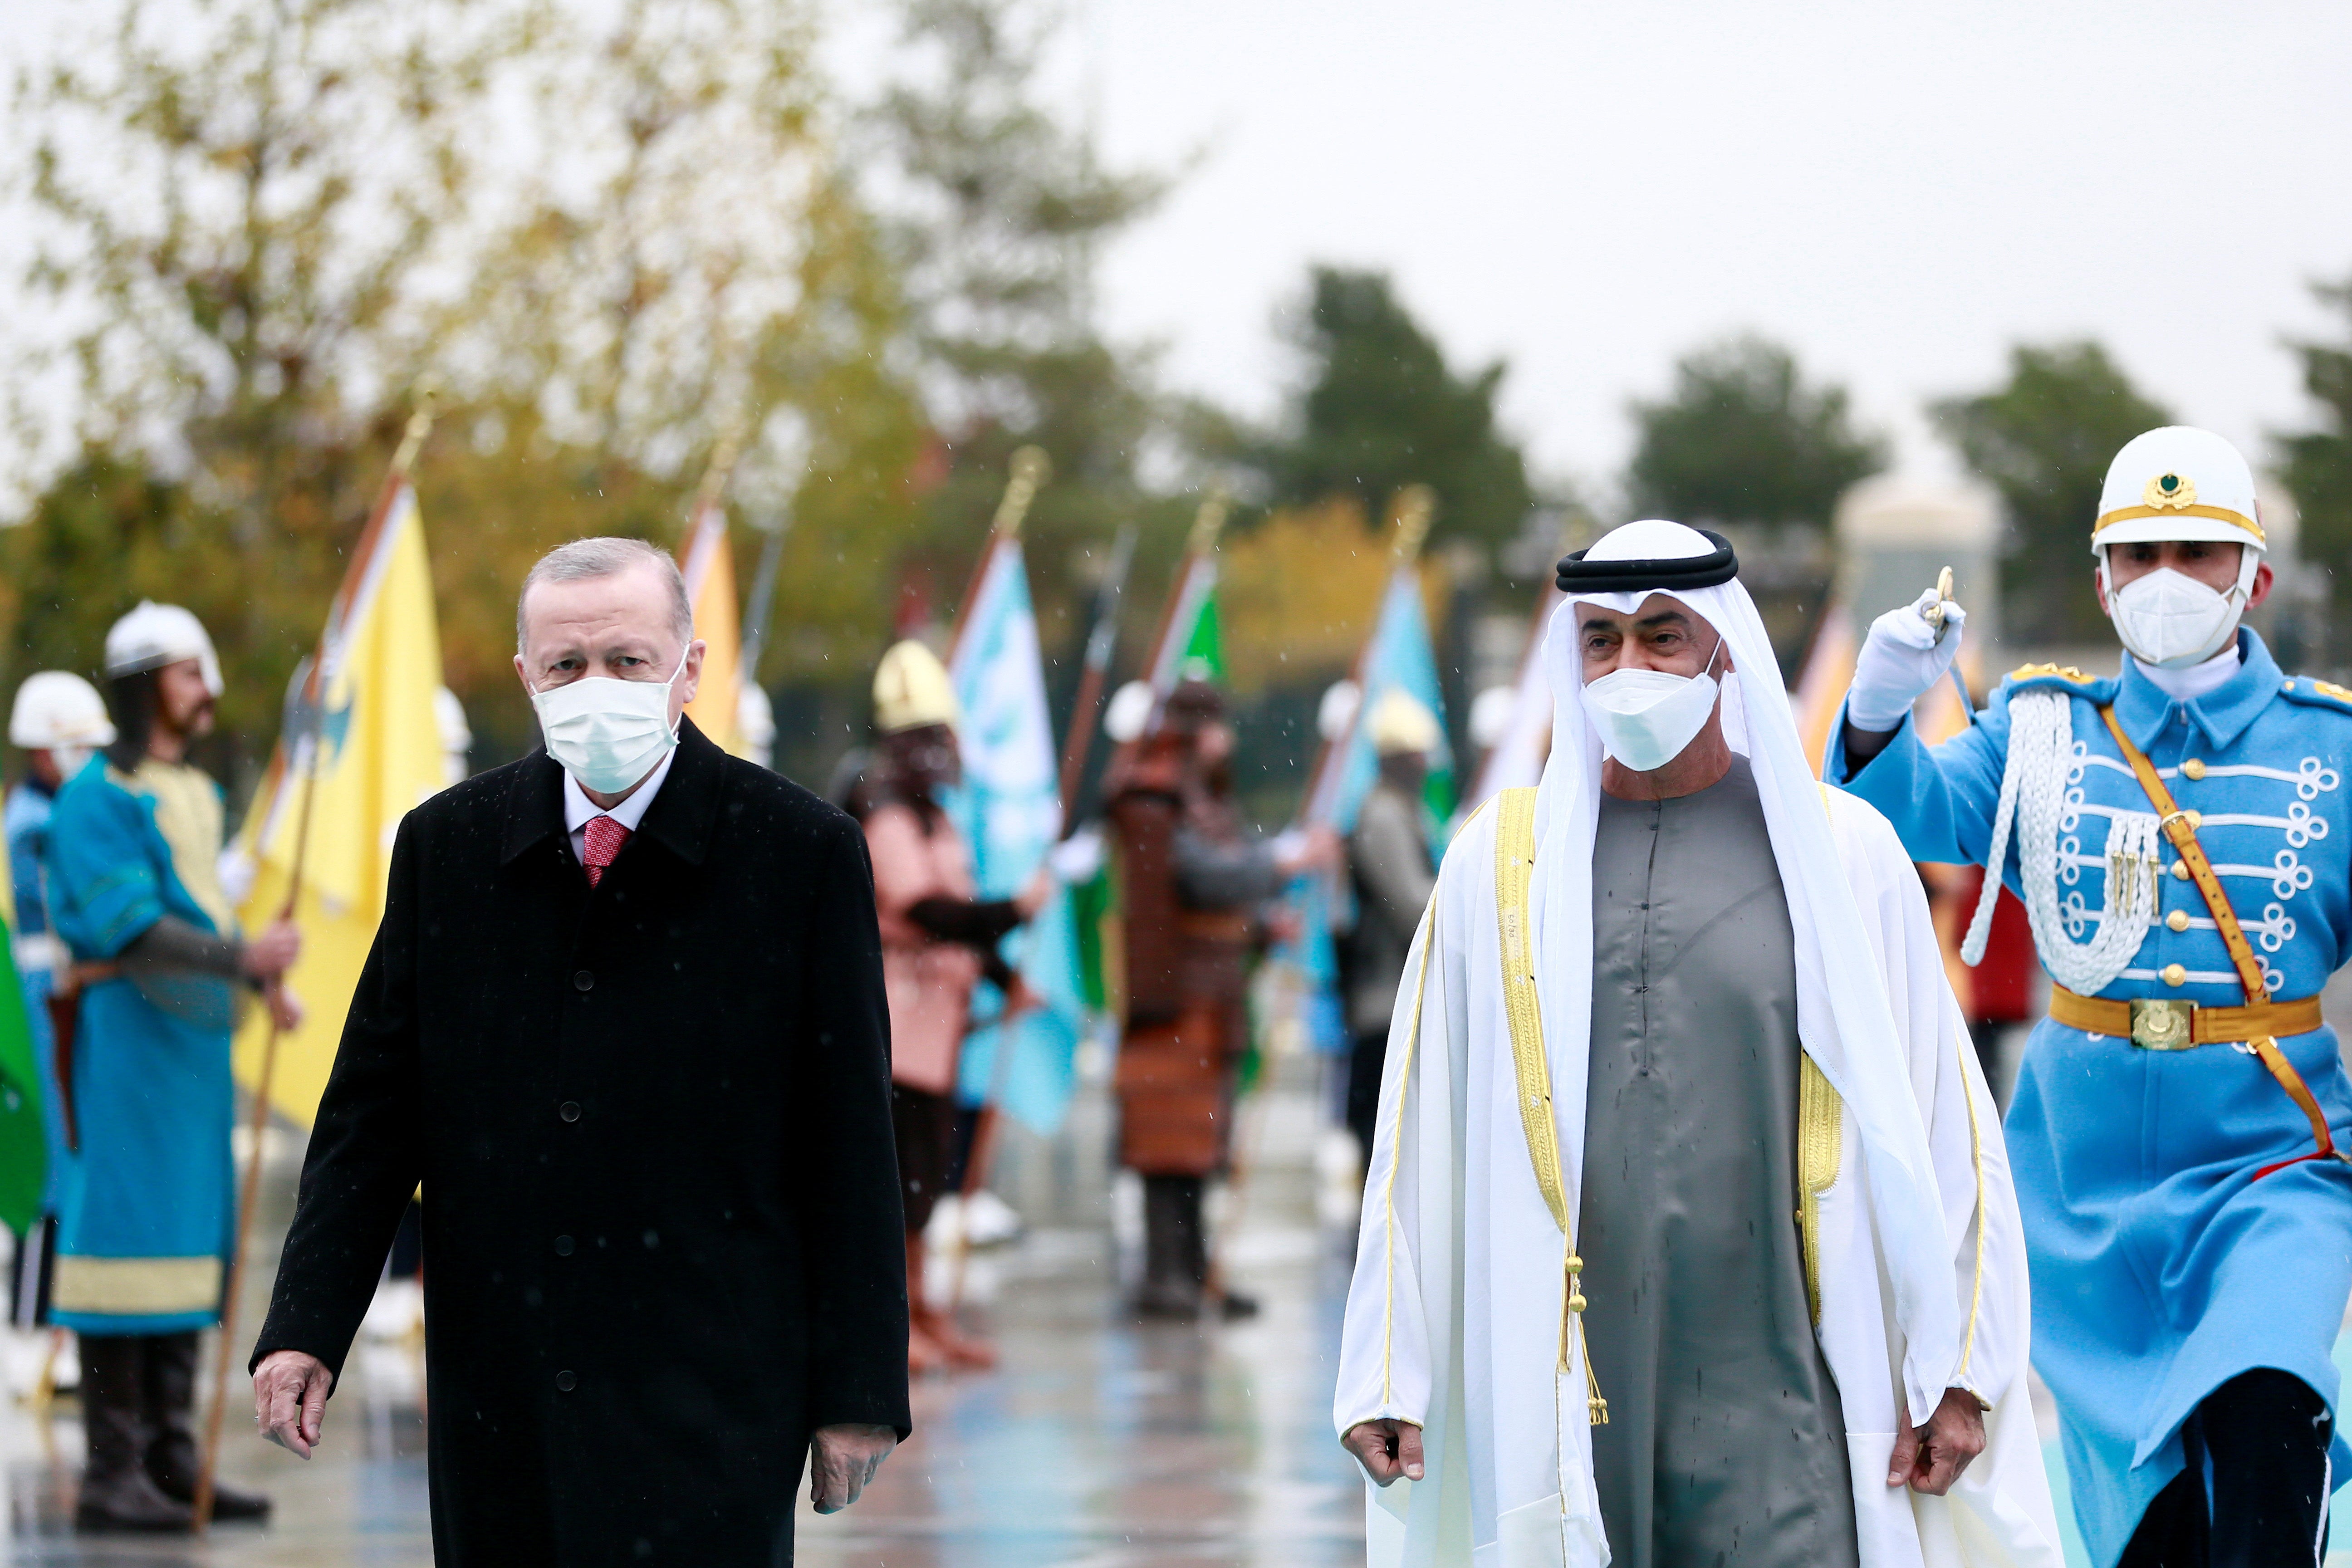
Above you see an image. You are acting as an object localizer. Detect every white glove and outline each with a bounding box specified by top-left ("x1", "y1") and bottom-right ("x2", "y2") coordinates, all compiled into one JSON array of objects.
[{"x1": 1846, "y1": 590, "x2": 1966, "y2": 732}]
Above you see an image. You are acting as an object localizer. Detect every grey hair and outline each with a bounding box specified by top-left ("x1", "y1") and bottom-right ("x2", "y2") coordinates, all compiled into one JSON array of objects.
[{"x1": 516, "y1": 536, "x2": 694, "y2": 652}]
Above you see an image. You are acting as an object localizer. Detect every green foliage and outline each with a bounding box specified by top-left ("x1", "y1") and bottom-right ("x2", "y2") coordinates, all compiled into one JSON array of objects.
[
  {"x1": 2278, "y1": 274, "x2": 2352, "y2": 597},
  {"x1": 1626, "y1": 335, "x2": 1885, "y2": 530},
  {"x1": 869, "y1": 0, "x2": 1188, "y2": 667},
  {"x1": 1254, "y1": 267, "x2": 1537, "y2": 549},
  {"x1": 1934, "y1": 341, "x2": 2172, "y2": 644},
  {"x1": 3, "y1": 0, "x2": 926, "y2": 779}
]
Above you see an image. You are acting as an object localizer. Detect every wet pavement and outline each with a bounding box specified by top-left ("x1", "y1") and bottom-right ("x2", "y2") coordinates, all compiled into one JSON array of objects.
[{"x1": 0, "y1": 1051, "x2": 1370, "y2": 1567}]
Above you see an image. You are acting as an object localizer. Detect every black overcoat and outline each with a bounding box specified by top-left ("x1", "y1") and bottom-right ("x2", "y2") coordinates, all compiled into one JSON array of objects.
[{"x1": 253, "y1": 720, "x2": 909, "y2": 1567}]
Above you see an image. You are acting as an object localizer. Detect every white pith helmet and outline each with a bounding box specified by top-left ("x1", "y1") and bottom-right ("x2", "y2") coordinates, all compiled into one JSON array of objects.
[
  {"x1": 872, "y1": 639, "x2": 959, "y2": 735},
  {"x1": 10, "y1": 671, "x2": 117, "y2": 750},
  {"x1": 103, "y1": 601, "x2": 223, "y2": 696},
  {"x1": 2091, "y1": 427, "x2": 2264, "y2": 558}
]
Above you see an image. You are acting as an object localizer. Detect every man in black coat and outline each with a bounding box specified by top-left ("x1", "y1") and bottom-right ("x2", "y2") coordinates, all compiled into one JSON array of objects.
[{"x1": 250, "y1": 536, "x2": 908, "y2": 1567}]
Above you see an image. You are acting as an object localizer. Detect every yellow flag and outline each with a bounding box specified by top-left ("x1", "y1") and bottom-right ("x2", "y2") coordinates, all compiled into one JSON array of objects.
[
  {"x1": 679, "y1": 497, "x2": 746, "y2": 755},
  {"x1": 233, "y1": 481, "x2": 448, "y2": 1127}
]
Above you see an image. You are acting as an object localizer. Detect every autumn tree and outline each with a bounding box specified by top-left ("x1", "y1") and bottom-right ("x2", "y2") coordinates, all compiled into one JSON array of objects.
[{"x1": 2, "y1": 0, "x2": 926, "y2": 775}]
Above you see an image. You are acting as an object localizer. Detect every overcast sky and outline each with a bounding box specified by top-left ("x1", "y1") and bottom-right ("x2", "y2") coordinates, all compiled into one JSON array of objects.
[{"x1": 1034, "y1": 0, "x2": 2352, "y2": 502}]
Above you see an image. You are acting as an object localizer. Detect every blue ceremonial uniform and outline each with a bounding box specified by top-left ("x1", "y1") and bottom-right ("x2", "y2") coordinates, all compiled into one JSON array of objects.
[
  {"x1": 41, "y1": 757, "x2": 236, "y2": 1336},
  {"x1": 5, "y1": 779, "x2": 75, "y2": 1220},
  {"x1": 1831, "y1": 627, "x2": 2352, "y2": 1565}
]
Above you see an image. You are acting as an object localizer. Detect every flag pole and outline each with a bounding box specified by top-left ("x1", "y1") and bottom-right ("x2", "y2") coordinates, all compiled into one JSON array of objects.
[
  {"x1": 938, "y1": 448, "x2": 1054, "y2": 1314},
  {"x1": 944, "y1": 446, "x2": 1051, "y2": 665},
  {"x1": 1295, "y1": 485, "x2": 1433, "y2": 828},
  {"x1": 1052, "y1": 522, "x2": 1138, "y2": 830},
  {"x1": 192, "y1": 395, "x2": 436, "y2": 1532}
]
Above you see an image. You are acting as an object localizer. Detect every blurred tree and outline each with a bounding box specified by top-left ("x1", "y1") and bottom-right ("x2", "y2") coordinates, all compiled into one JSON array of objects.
[
  {"x1": 1626, "y1": 335, "x2": 1885, "y2": 530},
  {"x1": 1934, "y1": 341, "x2": 2172, "y2": 645},
  {"x1": 2278, "y1": 274, "x2": 2352, "y2": 597},
  {"x1": 2, "y1": 0, "x2": 926, "y2": 779},
  {"x1": 867, "y1": 0, "x2": 1192, "y2": 674},
  {"x1": 1254, "y1": 267, "x2": 1537, "y2": 552}
]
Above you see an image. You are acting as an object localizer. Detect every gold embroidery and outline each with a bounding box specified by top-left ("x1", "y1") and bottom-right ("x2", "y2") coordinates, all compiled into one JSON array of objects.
[
  {"x1": 1493, "y1": 787, "x2": 1605, "y2": 1424},
  {"x1": 1796, "y1": 1056, "x2": 1842, "y2": 1325},
  {"x1": 2006, "y1": 662, "x2": 2097, "y2": 685},
  {"x1": 52, "y1": 1255, "x2": 222, "y2": 1317}
]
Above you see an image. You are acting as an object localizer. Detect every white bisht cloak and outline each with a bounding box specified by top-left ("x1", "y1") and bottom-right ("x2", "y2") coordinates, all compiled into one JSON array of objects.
[{"x1": 1333, "y1": 521, "x2": 2063, "y2": 1568}]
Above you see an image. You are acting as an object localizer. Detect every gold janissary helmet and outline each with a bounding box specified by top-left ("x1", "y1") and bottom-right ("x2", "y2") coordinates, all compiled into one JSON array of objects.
[{"x1": 872, "y1": 639, "x2": 959, "y2": 735}]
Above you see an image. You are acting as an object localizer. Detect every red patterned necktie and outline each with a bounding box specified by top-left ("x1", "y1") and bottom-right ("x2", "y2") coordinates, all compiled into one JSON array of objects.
[{"x1": 582, "y1": 816, "x2": 631, "y2": 887}]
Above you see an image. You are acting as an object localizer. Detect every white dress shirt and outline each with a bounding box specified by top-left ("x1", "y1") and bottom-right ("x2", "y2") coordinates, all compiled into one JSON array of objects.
[{"x1": 562, "y1": 749, "x2": 675, "y2": 866}]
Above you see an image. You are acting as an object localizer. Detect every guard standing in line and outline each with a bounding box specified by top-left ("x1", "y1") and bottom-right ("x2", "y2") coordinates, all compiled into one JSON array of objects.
[
  {"x1": 1106, "y1": 677, "x2": 1333, "y2": 1318},
  {"x1": 43, "y1": 605, "x2": 299, "y2": 1531},
  {"x1": 7, "y1": 673, "x2": 116, "y2": 1333},
  {"x1": 1833, "y1": 427, "x2": 2352, "y2": 1566},
  {"x1": 1338, "y1": 691, "x2": 1439, "y2": 1173},
  {"x1": 855, "y1": 641, "x2": 1046, "y2": 1372}
]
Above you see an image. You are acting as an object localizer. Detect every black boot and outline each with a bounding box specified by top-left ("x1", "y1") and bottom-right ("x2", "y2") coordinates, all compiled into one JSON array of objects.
[
  {"x1": 1136, "y1": 1176, "x2": 1203, "y2": 1318},
  {"x1": 144, "y1": 1332, "x2": 271, "y2": 1523},
  {"x1": 74, "y1": 1335, "x2": 193, "y2": 1533}
]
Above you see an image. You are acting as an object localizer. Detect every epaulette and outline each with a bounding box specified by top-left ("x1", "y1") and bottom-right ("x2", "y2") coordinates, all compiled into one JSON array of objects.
[
  {"x1": 2277, "y1": 677, "x2": 2352, "y2": 715},
  {"x1": 2001, "y1": 661, "x2": 2117, "y2": 700}
]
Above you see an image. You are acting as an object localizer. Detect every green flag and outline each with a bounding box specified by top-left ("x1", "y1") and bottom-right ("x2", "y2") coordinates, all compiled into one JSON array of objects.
[{"x1": 0, "y1": 915, "x2": 47, "y2": 1234}]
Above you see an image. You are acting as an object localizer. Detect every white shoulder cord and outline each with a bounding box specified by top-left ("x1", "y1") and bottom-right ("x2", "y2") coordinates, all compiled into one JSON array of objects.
[{"x1": 1960, "y1": 689, "x2": 2159, "y2": 995}]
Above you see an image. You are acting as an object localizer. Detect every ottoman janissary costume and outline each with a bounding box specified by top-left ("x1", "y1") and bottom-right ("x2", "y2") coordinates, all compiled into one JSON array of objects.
[
  {"x1": 1834, "y1": 427, "x2": 2352, "y2": 1565},
  {"x1": 44, "y1": 604, "x2": 270, "y2": 1528},
  {"x1": 1337, "y1": 521, "x2": 2059, "y2": 1568}
]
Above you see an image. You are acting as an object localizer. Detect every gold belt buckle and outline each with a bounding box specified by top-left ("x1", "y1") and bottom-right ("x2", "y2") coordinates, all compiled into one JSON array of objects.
[{"x1": 2130, "y1": 998, "x2": 2196, "y2": 1050}]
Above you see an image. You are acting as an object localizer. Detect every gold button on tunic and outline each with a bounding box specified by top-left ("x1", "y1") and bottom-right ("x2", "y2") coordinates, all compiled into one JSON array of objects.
[{"x1": 2162, "y1": 963, "x2": 2188, "y2": 987}]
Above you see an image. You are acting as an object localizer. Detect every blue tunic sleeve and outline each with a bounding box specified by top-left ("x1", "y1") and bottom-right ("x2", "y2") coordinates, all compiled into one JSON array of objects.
[
  {"x1": 44, "y1": 776, "x2": 167, "y2": 961},
  {"x1": 1826, "y1": 686, "x2": 2018, "y2": 872}
]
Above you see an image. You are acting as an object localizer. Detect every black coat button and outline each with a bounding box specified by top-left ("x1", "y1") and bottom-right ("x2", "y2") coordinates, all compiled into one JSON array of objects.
[
  {"x1": 555, "y1": 1370, "x2": 577, "y2": 1392},
  {"x1": 573, "y1": 970, "x2": 594, "y2": 992},
  {"x1": 559, "y1": 1101, "x2": 581, "y2": 1123},
  {"x1": 553, "y1": 1235, "x2": 574, "y2": 1256}
]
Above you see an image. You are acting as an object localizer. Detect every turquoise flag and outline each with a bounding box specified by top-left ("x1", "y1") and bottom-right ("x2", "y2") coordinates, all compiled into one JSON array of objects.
[
  {"x1": 945, "y1": 536, "x2": 1088, "y2": 1134},
  {"x1": 1294, "y1": 562, "x2": 1453, "y2": 1052},
  {"x1": 1307, "y1": 565, "x2": 1455, "y2": 833}
]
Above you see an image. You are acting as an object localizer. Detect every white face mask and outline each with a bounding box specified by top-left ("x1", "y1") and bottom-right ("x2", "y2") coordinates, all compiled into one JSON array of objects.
[
  {"x1": 2106, "y1": 564, "x2": 2247, "y2": 670},
  {"x1": 1580, "y1": 640, "x2": 1725, "y2": 772},
  {"x1": 531, "y1": 648, "x2": 688, "y2": 795},
  {"x1": 49, "y1": 746, "x2": 94, "y2": 781}
]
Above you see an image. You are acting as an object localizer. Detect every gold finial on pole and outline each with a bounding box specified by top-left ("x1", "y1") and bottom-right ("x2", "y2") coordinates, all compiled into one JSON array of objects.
[
  {"x1": 1186, "y1": 485, "x2": 1229, "y2": 555},
  {"x1": 992, "y1": 445, "x2": 1052, "y2": 538},
  {"x1": 1389, "y1": 484, "x2": 1436, "y2": 561},
  {"x1": 389, "y1": 384, "x2": 439, "y2": 478},
  {"x1": 696, "y1": 427, "x2": 744, "y2": 514}
]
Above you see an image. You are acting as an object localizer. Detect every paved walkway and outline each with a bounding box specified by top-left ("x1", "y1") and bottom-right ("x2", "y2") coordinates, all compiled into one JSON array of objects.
[{"x1": 0, "y1": 1055, "x2": 1368, "y2": 1567}]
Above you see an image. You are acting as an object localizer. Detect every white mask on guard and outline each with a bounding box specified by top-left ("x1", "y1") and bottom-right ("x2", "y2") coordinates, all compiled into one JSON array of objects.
[
  {"x1": 532, "y1": 648, "x2": 688, "y2": 795},
  {"x1": 1580, "y1": 640, "x2": 1725, "y2": 772},
  {"x1": 2105, "y1": 561, "x2": 2252, "y2": 670}
]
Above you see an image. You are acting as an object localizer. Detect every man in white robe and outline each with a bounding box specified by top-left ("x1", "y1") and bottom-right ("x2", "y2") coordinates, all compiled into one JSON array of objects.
[{"x1": 1334, "y1": 520, "x2": 2063, "y2": 1568}]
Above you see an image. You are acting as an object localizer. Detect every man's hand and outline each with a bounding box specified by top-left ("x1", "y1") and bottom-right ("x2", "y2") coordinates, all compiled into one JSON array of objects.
[
  {"x1": 809, "y1": 1422, "x2": 896, "y2": 1514},
  {"x1": 241, "y1": 918, "x2": 302, "y2": 983},
  {"x1": 1342, "y1": 1419, "x2": 1424, "y2": 1486},
  {"x1": 265, "y1": 982, "x2": 304, "y2": 1032},
  {"x1": 1887, "y1": 1387, "x2": 1987, "y2": 1495},
  {"x1": 253, "y1": 1350, "x2": 332, "y2": 1460}
]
